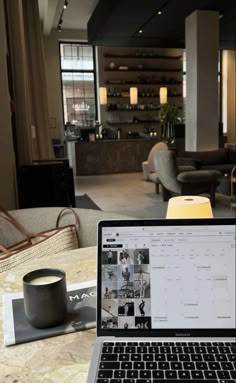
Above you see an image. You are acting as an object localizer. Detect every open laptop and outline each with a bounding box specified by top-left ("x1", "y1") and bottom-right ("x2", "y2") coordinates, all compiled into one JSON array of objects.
[{"x1": 87, "y1": 218, "x2": 236, "y2": 383}]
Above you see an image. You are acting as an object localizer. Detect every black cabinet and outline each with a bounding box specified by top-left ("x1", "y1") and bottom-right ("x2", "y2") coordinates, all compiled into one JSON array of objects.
[{"x1": 18, "y1": 161, "x2": 75, "y2": 208}]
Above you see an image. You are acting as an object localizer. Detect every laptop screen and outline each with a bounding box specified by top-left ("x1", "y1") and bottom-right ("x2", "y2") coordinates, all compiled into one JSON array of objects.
[{"x1": 97, "y1": 218, "x2": 236, "y2": 337}]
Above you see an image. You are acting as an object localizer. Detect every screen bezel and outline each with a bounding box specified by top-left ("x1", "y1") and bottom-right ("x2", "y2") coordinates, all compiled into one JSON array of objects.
[{"x1": 97, "y1": 218, "x2": 236, "y2": 338}]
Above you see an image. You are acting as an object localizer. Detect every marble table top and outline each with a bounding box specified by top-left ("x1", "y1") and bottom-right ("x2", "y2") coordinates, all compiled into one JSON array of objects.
[{"x1": 0, "y1": 246, "x2": 97, "y2": 383}]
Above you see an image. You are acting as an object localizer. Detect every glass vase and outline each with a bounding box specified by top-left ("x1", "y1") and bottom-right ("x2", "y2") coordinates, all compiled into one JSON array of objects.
[{"x1": 161, "y1": 122, "x2": 175, "y2": 144}]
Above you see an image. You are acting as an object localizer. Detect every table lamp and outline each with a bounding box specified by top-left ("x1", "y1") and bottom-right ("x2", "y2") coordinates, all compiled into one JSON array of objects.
[{"x1": 166, "y1": 196, "x2": 213, "y2": 218}]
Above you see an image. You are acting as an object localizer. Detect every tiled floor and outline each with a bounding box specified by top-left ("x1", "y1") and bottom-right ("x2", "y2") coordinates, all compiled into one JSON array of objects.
[{"x1": 74, "y1": 172, "x2": 235, "y2": 218}]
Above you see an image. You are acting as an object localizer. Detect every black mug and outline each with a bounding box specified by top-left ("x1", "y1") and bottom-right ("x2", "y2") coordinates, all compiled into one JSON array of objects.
[{"x1": 23, "y1": 268, "x2": 67, "y2": 328}]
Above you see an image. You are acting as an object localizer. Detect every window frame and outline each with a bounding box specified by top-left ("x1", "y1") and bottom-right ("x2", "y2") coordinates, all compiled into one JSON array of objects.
[{"x1": 59, "y1": 41, "x2": 98, "y2": 128}]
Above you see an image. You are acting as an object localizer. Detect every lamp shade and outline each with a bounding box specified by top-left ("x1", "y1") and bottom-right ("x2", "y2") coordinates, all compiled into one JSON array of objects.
[
  {"x1": 130, "y1": 87, "x2": 138, "y2": 105},
  {"x1": 159, "y1": 87, "x2": 167, "y2": 104},
  {"x1": 99, "y1": 87, "x2": 107, "y2": 105},
  {"x1": 166, "y1": 196, "x2": 213, "y2": 218}
]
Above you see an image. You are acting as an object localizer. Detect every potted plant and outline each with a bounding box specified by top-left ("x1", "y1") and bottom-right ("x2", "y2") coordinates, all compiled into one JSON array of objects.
[
  {"x1": 159, "y1": 103, "x2": 179, "y2": 144},
  {"x1": 159, "y1": 103, "x2": 179, "y2": 125}
]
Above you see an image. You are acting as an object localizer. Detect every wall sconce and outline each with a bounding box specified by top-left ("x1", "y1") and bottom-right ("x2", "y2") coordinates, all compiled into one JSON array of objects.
[
  {"x1": 99, "y1": 87, "x2": 107, "y2": 105},
  {"x1": 166, "y1": 196, "x2": 213, "y2": 218},
  {"x1": 159, "y1": 87, "x2": 168, "y2": 104},
  {"x1": 130, "y1": 87, "x2": 138, "y2": 105}
]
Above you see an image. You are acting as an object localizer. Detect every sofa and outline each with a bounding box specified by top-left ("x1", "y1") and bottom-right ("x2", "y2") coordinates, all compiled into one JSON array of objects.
[
  {"x1": 153, "y1": 150, "x2": 221, "y2": 206},
  {"x1": 0, "y1": 207, "x2": 132, "y2": 249},
  {"x1": 147, "y1": 147, "x2": 236, "y2": 195},
  {"x1": 177, "y1": 148, "x2": 236, "y2": 174}
]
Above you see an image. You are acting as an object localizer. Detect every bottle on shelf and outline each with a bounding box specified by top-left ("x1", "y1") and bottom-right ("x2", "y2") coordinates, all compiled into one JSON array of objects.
[{"x1": 117, "y1": 128, "x2": 121, "y2": 139}]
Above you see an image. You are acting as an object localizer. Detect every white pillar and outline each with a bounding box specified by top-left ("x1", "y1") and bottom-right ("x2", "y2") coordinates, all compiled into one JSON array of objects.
[
  {"x1": 185, "y1": 10, "x2": 219, "y2": 151},
  {"x1": 222, "y1": 50, "x2": 236, "y2": 144}
]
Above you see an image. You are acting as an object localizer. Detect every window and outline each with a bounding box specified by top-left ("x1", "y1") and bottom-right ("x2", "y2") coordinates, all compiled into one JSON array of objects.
[{"x1": 60, "y1": 43, "x2": 97, "y2": 128}]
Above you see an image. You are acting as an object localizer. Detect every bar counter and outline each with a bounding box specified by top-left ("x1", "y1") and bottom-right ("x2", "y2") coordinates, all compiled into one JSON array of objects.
[{"x1": 75, "y1": 137, "x2": 160, "y2": 175}]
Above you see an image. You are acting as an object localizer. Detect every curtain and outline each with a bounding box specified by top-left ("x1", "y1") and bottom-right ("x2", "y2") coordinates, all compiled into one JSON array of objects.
[{"x1": 5, "y1": 0, "x2": 54, "y2": 165}]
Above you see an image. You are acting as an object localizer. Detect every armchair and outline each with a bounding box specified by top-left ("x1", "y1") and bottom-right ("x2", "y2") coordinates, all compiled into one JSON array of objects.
[
  {"x1": 153, "y1": 150, "x2": 222, "y2": 207},
  {"x1": 142, "y1": 142, "x2": 168, "y2": 193}
]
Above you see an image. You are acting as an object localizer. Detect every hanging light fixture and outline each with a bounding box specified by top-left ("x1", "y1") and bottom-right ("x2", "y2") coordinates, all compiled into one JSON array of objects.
[
  {"x1": 99, "y1": 87, "x2": 107, "y2": 105},
  {"x1": 130, "y1": 87, "x2": 138, "y2": 105},
  {"x1": 57, "y1": 1, "x2": 69, "y2": 32},
  {"x1": 159, "y1": 87, "x2": 168, "y2": 104}
]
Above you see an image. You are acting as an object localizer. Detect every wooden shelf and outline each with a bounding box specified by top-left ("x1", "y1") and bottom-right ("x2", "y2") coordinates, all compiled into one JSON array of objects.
[
  {"x1": 107, "y1": 108, "x2": 160, "y2": 112},
  {"x1": 105, "y1": 68, "x2": 182, "y2": 72},
  {"x1": 106, "y1": 81, "x2": 182, "y2": 86},
  {"x1": 107, "y1": 94, "x2": 182, "y2": 99},
  {"x1": 106, "y1": 120, "x2": 160, "y2": 125},
  {"x1": 107, "y1": 106, "x2": 183, "y2": 112},
  {"x1": 101, "y1": 47, "x2": 183, "y2": 139},
  {"x1": 104, "y1": 54, "x2": 182, "y2": 60}
]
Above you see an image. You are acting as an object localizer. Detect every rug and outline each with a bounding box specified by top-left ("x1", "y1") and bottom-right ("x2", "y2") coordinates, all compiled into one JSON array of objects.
[{"x1": 75, "y1": 194, "x2": 101, "y2": 210}]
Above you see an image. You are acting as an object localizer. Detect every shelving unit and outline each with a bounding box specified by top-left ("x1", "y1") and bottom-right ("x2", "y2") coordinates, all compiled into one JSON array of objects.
[
  {"x1": 104, "y1": 54, "x2": 182, "y2": 59},
  {"x1": 98, "y1": 47, "x2": 183, "y2": 138},
  {"x1": 104, "y1": 68, "x2": 182, "y2": 72}
]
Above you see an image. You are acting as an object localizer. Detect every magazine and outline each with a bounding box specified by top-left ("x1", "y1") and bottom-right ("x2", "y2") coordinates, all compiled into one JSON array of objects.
[{"x1": 2, "y1": 280, "x2": 96, "y2": 346}]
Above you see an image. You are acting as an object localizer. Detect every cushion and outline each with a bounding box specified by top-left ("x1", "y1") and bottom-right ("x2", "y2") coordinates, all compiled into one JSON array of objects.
[
  {"x1": 176, "y1": 157, "x2": 197, "y2": 168},
  {"x1": 179, "y1": 149, "x2": 228, "y2": 166},
  {"x1": 148, "y1": 172, "x2": 161, "y2": 183},
  {"x1": 177, "y1": 170, "x2": 222, "y2": 183},
  {"x1": 178, "y1": 165, "x2": 197, "y2": 172},
  {"x1": 201, "y1": 164, "x2": 235, "y2": 174}
]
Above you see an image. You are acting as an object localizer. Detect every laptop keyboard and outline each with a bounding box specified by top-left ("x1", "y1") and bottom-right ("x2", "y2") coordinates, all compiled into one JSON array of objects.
[{"x1": 96, "y1": 341, "x2": 236, "y2": 382}]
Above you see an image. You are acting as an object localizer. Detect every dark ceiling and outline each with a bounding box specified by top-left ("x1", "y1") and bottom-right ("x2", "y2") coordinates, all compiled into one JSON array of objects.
[{"x1": 87, "y1": 0, "x2": 236, "y2": 49}]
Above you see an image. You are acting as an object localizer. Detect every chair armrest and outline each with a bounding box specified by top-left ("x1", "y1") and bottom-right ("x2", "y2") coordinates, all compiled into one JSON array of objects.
[{"x1": 177, "y1": 170, "x2": 222, "y2": 184}]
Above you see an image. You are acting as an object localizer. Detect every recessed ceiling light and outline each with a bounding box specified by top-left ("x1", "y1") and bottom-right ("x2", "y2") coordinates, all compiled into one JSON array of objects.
[
  {"x1": 138, "y1": 29, "x2": 143, "y2": 34},
  {"x1": 157, "y1": 10, "x2": 162, "y2": 15}
]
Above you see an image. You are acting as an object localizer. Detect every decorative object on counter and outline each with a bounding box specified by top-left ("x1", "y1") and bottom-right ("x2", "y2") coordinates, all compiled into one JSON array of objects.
[
  {"x1": 159, "y1": 103, "x2": 179, "y2": 145},
  {"x1": 117, "y1": 128, "x2": 121, "y2": 139},
  {"x1": 127, "y1": 131, "x2": 141, "y2": 138},
  {"x1": 99, "y1": 87, "x2": 107, "y2": 105},
  {"x1": 101, "y1": 128, "x2": 108, "y2": 139},
  {"x1": 94, "y1": 120, "x2": 102, "y2": 136},
  {"x1": 137, "y1": 63, "x2": 144, "y2": 70},
  {"x1": 118, "y1": 66, "x2": 128, "y2": 70},
  {"x1": 109, "y1": 62, "x2": 115, "y2": 69},
  {"x1": 89, "y1": 133, "x2": 95, "y2": 142},
  {"x1": 159, "y1": 87, "x2": 168, "y2": 104},
  {"x1": 130, "y1": 87, "x2": 138, "y2": 105}
]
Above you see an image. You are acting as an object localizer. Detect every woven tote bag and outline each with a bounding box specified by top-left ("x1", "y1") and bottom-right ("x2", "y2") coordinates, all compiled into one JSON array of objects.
[{"x1": 0, "y1": 207, "x2": 79, "y2": 273}]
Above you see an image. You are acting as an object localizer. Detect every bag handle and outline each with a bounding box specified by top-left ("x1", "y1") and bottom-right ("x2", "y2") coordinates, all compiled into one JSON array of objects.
[
  {"x1": 0, "y1": 244, "x2": 11, "y2": 258},
  {"x1": 56, "y1": 208, "x2": 80, "y2": 228},
  {"x1": 0, "y1": 206, "x2": 48, "y2": 242}
]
